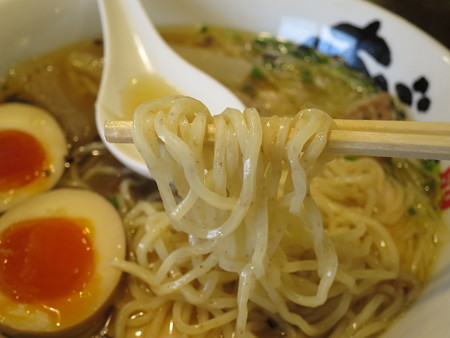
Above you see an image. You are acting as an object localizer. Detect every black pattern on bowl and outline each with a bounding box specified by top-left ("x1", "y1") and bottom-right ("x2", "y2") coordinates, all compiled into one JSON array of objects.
[{"x1": 302, "y1": 20, "x2": 431, "y2": 113}]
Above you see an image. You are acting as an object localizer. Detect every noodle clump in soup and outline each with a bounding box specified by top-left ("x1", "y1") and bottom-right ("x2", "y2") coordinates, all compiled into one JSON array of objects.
[
  {"x1": 109, "y1": 96, "x2": 443, "y2": 337},
  {"x1": 0, "y1": 26, "x2": 447, "y2": 338}
]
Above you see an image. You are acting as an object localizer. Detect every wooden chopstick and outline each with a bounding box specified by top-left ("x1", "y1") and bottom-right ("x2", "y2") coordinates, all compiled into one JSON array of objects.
[
  {"x1": 329, "y1": 120, "x2": 450, "y2": 159},
  {"x1": 104, "y1": 119, "x2": 450, "y2": 160}
]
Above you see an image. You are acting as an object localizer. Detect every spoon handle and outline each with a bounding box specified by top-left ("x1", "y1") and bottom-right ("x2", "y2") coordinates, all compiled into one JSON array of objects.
[
  {"x1": 98, "y1": 0, "x2": 162, "y2": 78},
  {"x1": 97, "y1": 0, "x2": 244, "y2": 114}
]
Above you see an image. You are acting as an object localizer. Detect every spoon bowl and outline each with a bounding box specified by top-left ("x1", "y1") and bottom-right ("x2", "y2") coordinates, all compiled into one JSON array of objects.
[{"x1": 95, "y1": 0, "x2": 244, "y2": 178}]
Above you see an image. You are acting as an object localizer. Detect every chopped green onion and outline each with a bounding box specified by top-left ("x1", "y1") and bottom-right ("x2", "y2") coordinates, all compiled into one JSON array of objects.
[
  {"x1": 421, "y1": 159, "x2": 440, "y2": 173},
  {"x1": 250, "y1": 66, "x2": 265, "y2": 79},
  {"x1": 107, "y1": 196, "x2": 119, "y2": 210},
  {"x1": 407, "y1": 206, "x2": 417, "y2": 216},
  {"x1": 267, "y1": 317, "x2": 279, "y2": 328},
  {"x1": 301, "y1": 70, "x2": 313, "y2": 83},
  {"x1": 424, "y1": 180, "x2": 436, "y2": 192},
  {"x1": 199, "y1": 25, "x2": 209, "y2": 33}
]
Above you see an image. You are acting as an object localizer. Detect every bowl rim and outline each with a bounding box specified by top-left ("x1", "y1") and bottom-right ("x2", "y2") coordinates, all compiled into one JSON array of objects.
[{"x1": 0, "y1": 0, "x2": 449, "y2": 337}]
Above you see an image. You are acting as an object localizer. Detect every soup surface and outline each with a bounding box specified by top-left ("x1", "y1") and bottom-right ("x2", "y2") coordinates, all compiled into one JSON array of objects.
[{"x1": 0, "y1": 25, "x2": 446, "y2": 338}]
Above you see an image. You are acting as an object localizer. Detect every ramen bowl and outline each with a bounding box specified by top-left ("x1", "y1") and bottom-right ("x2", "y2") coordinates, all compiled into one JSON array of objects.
[{"x1": 0, "y1": 0, "x2": 449, "y2": 337}]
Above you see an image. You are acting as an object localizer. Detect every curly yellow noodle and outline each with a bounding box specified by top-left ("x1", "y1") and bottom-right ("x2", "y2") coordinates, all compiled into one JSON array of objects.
[{"x1": 108, "y1": 96, "x2": 446, "y2": 337}]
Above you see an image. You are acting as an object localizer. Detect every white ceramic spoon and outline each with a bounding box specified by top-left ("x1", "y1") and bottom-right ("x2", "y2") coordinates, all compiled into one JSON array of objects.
[{"x1": 95, "y1": 0, "x2": 244, "y2": 178}]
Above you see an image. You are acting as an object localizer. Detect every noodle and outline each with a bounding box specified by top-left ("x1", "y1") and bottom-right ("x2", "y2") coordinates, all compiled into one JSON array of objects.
[{"x1": 108, "y1": 95, "x2": 431, "y2": 337}]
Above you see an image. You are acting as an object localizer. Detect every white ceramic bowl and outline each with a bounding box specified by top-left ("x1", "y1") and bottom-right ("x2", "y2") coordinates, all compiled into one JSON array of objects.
[{"x1": 1, "y1": 0, "x2": 449, "y2": 337}]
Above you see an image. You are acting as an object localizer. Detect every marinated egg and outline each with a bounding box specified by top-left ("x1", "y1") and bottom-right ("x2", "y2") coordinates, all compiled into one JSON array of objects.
[
  {"x1": 0, "y1": 103, "x2": 67, "y2": 213},
  {"x1": 0, "y1": 188, "x2": 126, "y2": 337}
]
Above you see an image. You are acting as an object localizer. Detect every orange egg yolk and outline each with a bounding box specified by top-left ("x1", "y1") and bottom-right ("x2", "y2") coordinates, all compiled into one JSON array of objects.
[
  {"x1": 0, "y1": 217, "x2": 95, "y2": 304},
  {"x1": 0, "y1": 129, "x2": 48, "y2": 192}
]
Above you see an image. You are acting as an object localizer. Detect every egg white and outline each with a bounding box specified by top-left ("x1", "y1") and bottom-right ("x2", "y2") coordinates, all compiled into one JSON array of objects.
[
  {"x1": 0, "y1": 188, "x2": 126, "y2": 337},
  {"x1": 0, "y1": 103, "x2": 67, "y2": 213}
]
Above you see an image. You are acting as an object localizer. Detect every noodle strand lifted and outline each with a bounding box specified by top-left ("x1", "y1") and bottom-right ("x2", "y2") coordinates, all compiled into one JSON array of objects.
[{"x1": 111, "y1": 96, "x2": 443, "y2": 337}]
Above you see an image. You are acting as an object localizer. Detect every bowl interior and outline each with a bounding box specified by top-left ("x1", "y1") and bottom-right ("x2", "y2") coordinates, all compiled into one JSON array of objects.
[{"x1": 1, "y1": 0, "x2": 450, "y2": 336}]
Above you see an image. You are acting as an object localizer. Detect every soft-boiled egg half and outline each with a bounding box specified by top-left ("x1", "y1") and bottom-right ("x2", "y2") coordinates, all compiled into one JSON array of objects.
[
  {"x1": 0, "y1": 103, "x2": 67, "y2": 212},
  {"x1": 0, "y1": 188, "x2": 126, "y2": 337}
]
